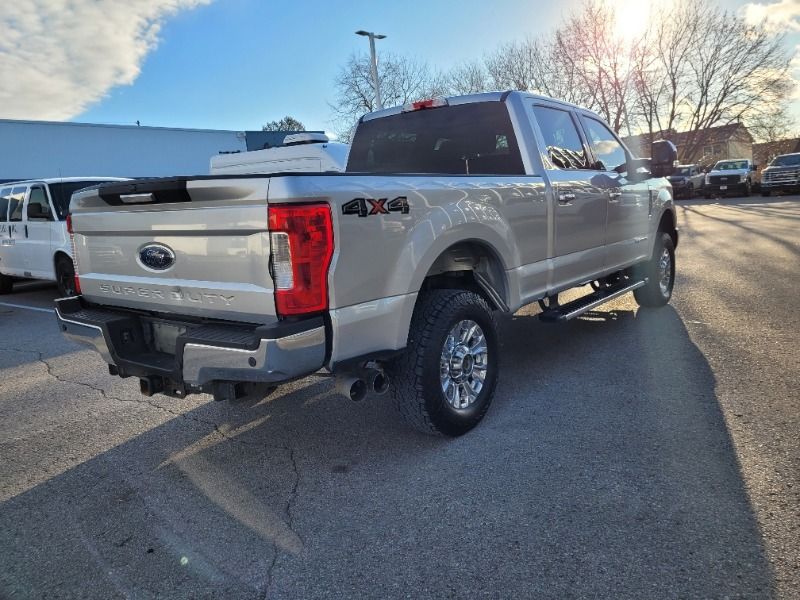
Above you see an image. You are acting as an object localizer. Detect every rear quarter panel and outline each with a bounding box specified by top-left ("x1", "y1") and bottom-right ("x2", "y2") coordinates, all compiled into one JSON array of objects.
[{"x1": 267, "y1": 174, "x2": 548, "y2": 311}]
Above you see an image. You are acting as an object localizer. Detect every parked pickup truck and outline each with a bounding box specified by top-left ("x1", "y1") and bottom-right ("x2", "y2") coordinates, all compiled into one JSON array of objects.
[
  {"x1": 704, "y1": 158, "x2": 759, "y2": 198},
  {"x1": 667, "y1": 164, "x2": 704, "y2": 199},
  {"x1": 56, "y1": 91, "x2": 678, "y2": 436},
  {"x1": 760, "y1": 152, "x2": 800, "y2": 196}
]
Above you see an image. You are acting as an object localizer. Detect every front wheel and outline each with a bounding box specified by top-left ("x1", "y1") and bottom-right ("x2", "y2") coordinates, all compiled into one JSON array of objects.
[
  {"x1": 633, "y1": 233, "x2": 675, "y2": 308},
  {"x1": 388, "y1": 289, "x2": 499, "y2": 436},
  {"x1": 55, "y1": 256, "x2": 77, "y2": 297}
]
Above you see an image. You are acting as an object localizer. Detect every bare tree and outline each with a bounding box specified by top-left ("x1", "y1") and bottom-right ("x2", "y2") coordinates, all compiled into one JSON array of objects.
[
  {"x1": 262, "y1": 116, "x2": 305, "y2": 131},
  {"x1": 630, "y1": 0, "x2": 791, "y2": 161},
  {"x1": 440, "y1": 60, "x2": 490, "y2": 95},
  {"x1": 747, "y1": 106, "x2": 798, "y2": 143},
  {"x1": 329, "y1": 52, "x2": 441, "y2": 141},
  {"x1": 483, "y1": 37, "x2": 592, "y2": 107},
  {"x1": 480, "y1": 3, "x2": 640, "y2": 134}
]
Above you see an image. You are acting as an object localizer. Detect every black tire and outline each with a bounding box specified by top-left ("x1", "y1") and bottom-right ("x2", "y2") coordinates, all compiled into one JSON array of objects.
[
  {"x1": 633, "y1": 232, "x2": 675, "y2": 308},
  {"x1": 743, "y1": 180, "x2": 751, "y2": 197},
  {"x1": 762, "y1": 190, "x2": 771, "y2": 197},
  {"x1": 55, "y1": 255, "x2": 77, "y2": 297},
  {"x1": 387, "y1": 289, "x2": 499, "y2": 437},
  {"x1": 0, "y1": 273, "x2": 12, "y2": 295}
]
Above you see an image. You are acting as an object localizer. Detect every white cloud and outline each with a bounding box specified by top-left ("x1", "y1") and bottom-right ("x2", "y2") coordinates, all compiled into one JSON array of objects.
[
  {"x1": 0, "y1": 0, "x2": 211, "y2": 120},
  {"x1": 742, "y1": 0, "x2": 800, "y2": 32}
]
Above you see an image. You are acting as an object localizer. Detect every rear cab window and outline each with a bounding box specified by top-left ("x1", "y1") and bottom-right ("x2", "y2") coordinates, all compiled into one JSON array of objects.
[
  {"x1": 347, "y1": 102, "x2": 525, "y2": 175},
  {"x1": 531, "y1": 105, "x2": 591, "y2": 170}
]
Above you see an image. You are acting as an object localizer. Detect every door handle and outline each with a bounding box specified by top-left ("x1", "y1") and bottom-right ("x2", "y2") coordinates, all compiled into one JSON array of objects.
[{"x1": 558, "y1": 192, "x2": 576, "y2": 204}]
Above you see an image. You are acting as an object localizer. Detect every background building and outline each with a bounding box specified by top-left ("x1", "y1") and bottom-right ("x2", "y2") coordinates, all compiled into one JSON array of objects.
[
  {"x1": 752, "y1": 138, "x2": 800, "y2": 168},
  {"x1": 0, "y1": 119, "x2": 319, "y2": 183},
  {"x1": 623, "y1": 123, "x2": 754, "y2": 167}
]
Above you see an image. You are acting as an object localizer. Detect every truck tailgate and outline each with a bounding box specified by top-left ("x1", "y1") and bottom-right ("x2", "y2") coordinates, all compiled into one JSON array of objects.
[{"x1": 70, "y1": 177, "x2": 277, "y2": 325}]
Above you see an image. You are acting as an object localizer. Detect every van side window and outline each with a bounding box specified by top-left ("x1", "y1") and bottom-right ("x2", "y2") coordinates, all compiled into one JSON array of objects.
[
  {"x1": 27, "y1": 187, "x2": 52, "y2": 221},
  {"x1": 8, "y1": 186, "x2": 28, "y2": 222},
  {"x1": 580, "y1": 116, "x2": 628, "y2": 172},
  {"x1": 532, "y1": 105, "x2": 590, "y2": 170},
  {"x1": 0, "y1": 187, "x2": 11, "y2": 222}
]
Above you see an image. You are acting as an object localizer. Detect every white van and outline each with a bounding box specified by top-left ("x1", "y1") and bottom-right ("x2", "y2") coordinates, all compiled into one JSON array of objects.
[
  {"x1": 0, "y1": 177, "x2": 128, "y2": 296},
  {"x1": 209, "y1": 133, "x2": 349, "y2": 175}
]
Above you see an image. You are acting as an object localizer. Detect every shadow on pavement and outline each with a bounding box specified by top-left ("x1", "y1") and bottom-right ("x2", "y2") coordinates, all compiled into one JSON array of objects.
[{"x1": 0, "y1": 304, "x2": 775, "y2": 599}]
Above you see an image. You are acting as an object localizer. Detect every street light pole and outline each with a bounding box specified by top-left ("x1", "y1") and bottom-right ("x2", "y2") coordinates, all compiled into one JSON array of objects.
[{"x1": 355, "y1": 30, "x2": 386, "y2": 111}]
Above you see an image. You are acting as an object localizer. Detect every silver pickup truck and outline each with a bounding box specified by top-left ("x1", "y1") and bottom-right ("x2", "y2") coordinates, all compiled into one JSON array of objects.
[{"x1": 56, "y1": 91, "x2": 678, "y2": 436}]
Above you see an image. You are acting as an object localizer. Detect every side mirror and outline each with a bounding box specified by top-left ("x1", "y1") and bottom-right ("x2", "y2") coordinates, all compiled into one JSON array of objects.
[
  {"x1": 650, "y1": 140, "x2": 678, "y2": 178},
  {"x1": 26, "y1": 203, "x2": 48, "y2": 220}
]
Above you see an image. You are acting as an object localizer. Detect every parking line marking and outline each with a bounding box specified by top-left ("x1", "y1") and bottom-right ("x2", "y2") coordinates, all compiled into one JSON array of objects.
[{"x1": 0, "y1": 301, "x2": 54, "y2": 314}]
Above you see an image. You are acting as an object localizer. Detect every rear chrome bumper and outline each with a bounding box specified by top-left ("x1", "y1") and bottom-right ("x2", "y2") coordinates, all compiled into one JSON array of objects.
[{"x1": 55, "y1": 297, "x2": 326, "y2": 389}]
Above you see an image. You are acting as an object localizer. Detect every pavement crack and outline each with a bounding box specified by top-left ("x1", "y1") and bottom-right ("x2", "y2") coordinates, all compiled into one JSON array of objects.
[
  {"x1": 262, "y1": 443, "x2": 302, "y2": 599},
  {"x1": 10, "y1": 347, "x2": 228, "y2": 434}
]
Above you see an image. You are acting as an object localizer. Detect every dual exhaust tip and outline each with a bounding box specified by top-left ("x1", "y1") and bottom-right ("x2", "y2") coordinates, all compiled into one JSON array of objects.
[{"x1": 335, "y1": 368, "x2": 389, "y2": 402}]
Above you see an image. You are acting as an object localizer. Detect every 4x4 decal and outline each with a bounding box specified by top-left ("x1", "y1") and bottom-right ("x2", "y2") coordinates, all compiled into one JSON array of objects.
[{"x1": 342, "y1": 196, "x2": 410, "y2": 217}]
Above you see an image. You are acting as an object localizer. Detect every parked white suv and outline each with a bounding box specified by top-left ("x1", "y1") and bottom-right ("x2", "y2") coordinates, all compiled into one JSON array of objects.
[{"x1": 0, "y1": 178, "x2": 128, "y2": 296}]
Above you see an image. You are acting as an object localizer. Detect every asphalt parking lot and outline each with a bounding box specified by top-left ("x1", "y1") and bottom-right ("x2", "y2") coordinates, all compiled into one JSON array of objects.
[{"x1": 1, "y1": 195, "x2": 798, "y2": 599}]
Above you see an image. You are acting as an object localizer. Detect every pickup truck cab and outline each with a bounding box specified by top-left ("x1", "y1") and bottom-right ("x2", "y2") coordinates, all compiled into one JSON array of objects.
[
  {"x1": 760, "y1": 152, "x2": 800, "y2": 196},
  {"x1": 0, "y1": 177, "x2": 128, "y2": 295},
  {"x1": 668, "y1": 164, "x2": 704, "y2": 199},
  {"x1": 704, "y1": 159, "x2": 758, "y2": 198},
  {"x1": 56, "y1": 92, "x2": 678, "y2": 436}
]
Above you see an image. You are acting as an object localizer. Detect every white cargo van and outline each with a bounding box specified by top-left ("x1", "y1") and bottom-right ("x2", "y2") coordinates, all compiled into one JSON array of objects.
[{"x1": 0, "y1": 177, "x2": 128, "y2": 296}]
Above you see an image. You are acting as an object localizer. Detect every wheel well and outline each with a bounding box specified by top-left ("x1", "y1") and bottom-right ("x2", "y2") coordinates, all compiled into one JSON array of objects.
[
  {"x1": 53, "y1": 251, "x2": 71, "y2": 267},
  {"x1": 658, "y1": 210, "x2": 678, "y2": 248},
  {"x1": 421, "y1": 242, "x2": 508, "y2": 311}
]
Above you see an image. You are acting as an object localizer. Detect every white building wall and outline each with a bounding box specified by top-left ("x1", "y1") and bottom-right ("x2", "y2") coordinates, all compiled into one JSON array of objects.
[{"x1": 0, "y1": 119, "x2": 248, "y2": 180}]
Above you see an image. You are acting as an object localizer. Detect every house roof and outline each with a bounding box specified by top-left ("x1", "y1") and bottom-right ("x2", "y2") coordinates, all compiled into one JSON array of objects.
[{"x1": 623, "y1": 123, "x2": 753, "y2": 149}]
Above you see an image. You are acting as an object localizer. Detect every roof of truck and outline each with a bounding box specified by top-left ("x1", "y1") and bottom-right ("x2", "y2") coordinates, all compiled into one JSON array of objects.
[{"x1": 361, "y1": 90, "x2": 592, "y2": 122}]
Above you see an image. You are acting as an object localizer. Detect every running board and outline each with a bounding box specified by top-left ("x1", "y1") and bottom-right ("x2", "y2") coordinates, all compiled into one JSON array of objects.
[{"x1": 538, "y1": 280, "x2": 647, "y2": 322}]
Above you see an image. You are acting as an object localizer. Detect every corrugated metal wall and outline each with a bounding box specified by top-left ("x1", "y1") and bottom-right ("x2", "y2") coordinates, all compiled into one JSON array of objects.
[{"x1": 0, "y1": 119, "x2": 250, "y2": 180}]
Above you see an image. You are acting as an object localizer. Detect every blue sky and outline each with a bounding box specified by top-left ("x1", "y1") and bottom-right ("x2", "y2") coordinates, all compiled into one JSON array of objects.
[
  {"x1": 3, "y1": 0, "x2": 798, "y2": 133},
  {"x1": 78, "y1": 0, "x2": 575, "y2": 131}
]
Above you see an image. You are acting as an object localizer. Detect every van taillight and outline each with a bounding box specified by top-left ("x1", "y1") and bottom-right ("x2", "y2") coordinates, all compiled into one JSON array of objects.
[
  {"x1": 65, "y1": 214, "x2": 82, "y2": 295},
  {"x1": 268, "y1": 203, "x2": 333, "y2": 316}
]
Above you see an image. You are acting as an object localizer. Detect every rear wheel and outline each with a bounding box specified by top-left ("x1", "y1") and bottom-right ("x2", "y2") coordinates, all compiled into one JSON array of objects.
[
  {"x1": 388, "y1": 289, "x2": 499, "y2": 436},
  {"x1": 0, "y1": 273, "x2": 12, "y2": 295},
  {"x1": 55, "y1": 255, "x2": 77, "y2": 297},
  {"x1": 633, "y1": 233, "x2": 675, "y2": 308}
]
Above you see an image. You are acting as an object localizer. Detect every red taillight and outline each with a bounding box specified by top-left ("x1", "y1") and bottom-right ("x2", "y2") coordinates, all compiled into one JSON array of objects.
[
  {"x1": 65, "y1": 214, "x2": 82, "y2": 295},
  {"x1": 403, "y1": 98, "x2": 448, "y2": 112},
  {"x1": 268, "y1": 203, "x2": 333, "y2": 316}
]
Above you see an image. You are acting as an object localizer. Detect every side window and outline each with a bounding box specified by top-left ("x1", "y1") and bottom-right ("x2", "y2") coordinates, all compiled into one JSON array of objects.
[
  {"x1": 532, "y1": 105, "x2": 590, "y2": 170},
  {"x1": 8, "y1": 186, "x2": 28, "y2": 222},
  {"x1": 580, "y1": 116, "x2": 628, "y2": 172},
  {"x1": 0, "y1": 187, "x2": 11, "y2": 222},
  {"x1": 27, "y1": 186, "x2": 53, "y2": 221}
]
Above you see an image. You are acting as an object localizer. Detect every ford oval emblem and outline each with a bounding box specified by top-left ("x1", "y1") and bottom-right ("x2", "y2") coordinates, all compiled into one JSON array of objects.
[{"x1": 138, "y1": 243, "x2": 176, "y2": 271}]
